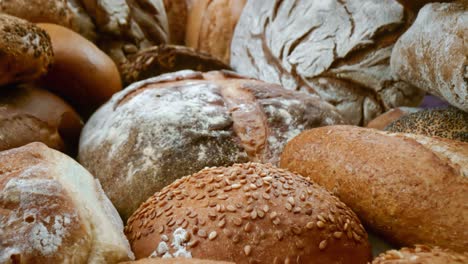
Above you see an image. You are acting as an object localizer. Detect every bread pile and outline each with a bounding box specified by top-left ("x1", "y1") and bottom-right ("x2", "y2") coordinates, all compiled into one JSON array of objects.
[{"x1": 0, "y1": 1, "x2": 466, "y2": 263}]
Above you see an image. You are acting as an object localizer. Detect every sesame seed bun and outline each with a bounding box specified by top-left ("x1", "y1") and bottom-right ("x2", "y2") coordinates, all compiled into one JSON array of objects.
[
  {"x1": 121, "y1": 257, "x2": 234, "y2": 264},
  {"x1": 372, "y1": 245, "x2": 468, "y2": 263},
  {"x1": 125, "y1": 163, "x2": 371, "y2": 263}
]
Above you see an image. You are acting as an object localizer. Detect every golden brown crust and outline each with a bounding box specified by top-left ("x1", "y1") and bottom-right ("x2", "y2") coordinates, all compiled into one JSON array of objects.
[
  {"x1": 121, "y1": 257, "x2": 234, "y2": 264},
  {"x1": 372, "y1": 245, "x2": 468, "y2": 263},
  {"x1": 185, "y1": 0, "x2": 246, "y2": 63},
  {"x1": 280, "y1": 125, "x2": 468, "y2": 252},
  {"x1": 36, "y1": 23, "x2": 121, "y2": 118},
  {"x1": 0, "y1": 14, "x2": 53, "y2": 86},
  {"x1": 0, "y1": 84, "x2": 82, "y2": 154},
  {"x1": 366, "y1": 107, "x2": 421, "y2": 130},
  {"x1": 125, "y1": 163, "x2": 371, "y2": 263}
]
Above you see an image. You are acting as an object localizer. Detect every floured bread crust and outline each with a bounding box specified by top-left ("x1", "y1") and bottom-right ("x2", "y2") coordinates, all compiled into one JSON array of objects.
[
  {"x1": 0, "y1": 143, "x2": 134, "y2": 263},
  {"x1": 78, "y1": 70, "x2": 345, "y2": 220},
  {"x1": 231, "y1": 0, "x2": 424, "y2": 125}
]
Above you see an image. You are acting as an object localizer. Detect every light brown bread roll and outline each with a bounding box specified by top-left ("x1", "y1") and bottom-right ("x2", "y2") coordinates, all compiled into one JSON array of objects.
[
  {"x1": 125, "y1": 163, "x2": 372, "y2": 263},
  {"x1": 121, "y1": 258, "x2": 234, "y2": 264},
  {"x1": 391, "y1": 1, "x2": 467, "y2": 112},
  {"x1": 37, "y1": 23, "x2": 122, "y2": 118},
  {"x1": 366, "y1": 107, "x2": 421, "y2": 130},
  {"x1": 78, "y1": 70, "x2": 345, "y2": 220},
  {"x1": 186, "y1": 0, "x2": 246, "y2": 63},
  {"x1": 0, "y1": 84, "x2": 82, "y2": 154},
  {"x1": 0, "y1": 14, "x2": 53, "y2": 86},
  {"x1": 280, "y1": 125, "x2": 467, "y2": 252},
  {"x1": 0, "y1": 0, "x2": 96, "y2": 40},
  {"x1": 0, "y1": 143, "x2": 134, "y2": 263},
  {"x1": 372, "y1": 245, "x2": 467, "y2": 263},
  {"x1": 231, "y1": 0, "x2": 424, "y2": 126}
]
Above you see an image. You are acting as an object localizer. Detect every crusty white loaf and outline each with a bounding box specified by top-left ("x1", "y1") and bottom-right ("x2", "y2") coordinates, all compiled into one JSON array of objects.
[
  {"x1": 0, "y1": 143, "x2": 134, "y2": 263},
  {"x1": 280, "y1": 126, "x2": 467, "y2": 252}
]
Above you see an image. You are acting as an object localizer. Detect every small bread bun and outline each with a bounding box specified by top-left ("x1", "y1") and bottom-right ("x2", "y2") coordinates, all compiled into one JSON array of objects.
[
  {"x1": 36, "y1": 23, "x2": 122, "y2": 117},
  {"x1": 121, "y1": 257, "x2": 234, "y2": 264},
  {"x1": 0, "y1": 143, "x2": 134, "y2": 263},
  {"x1": 0, "y1": 84, "x2": 82, "y2": 154},
  {"x1": 0, "y1": 14, "x2": 53, "y2": 86},
  {"x1": 385, "y1": 107, "x2": 468, "y2": 142},
  {"x1": 372, "y1": 245, "x2": 467, "y2": 263},
  {"x1": 367, "y1": 107, "x2": 421, "y2": 130},
  {"x1": 125, "y1": 163, "x2": 372, "y2": 263},
  {"x1": 120, "y1": 45, "x2": 230, "y2": 86}
]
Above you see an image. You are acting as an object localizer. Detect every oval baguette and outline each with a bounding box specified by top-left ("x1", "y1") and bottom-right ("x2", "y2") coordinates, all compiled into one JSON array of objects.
[{"x1": 280, "y1": 125, "x2": 467, "y2": 252}]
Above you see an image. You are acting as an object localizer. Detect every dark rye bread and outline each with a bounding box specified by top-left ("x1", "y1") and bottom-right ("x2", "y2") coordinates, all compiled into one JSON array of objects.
[
  {"x1": 231, "y1": 0, "x2": 424, "y2": 125},
  {"x1": 120, "y1": 45, "x2": 230, "y2": 86},
  {"x1": 385, "y1": 107, "x2": 468, "y2": 142},
  {"x1": 0, "y1": 14, "x2": 53, "y2": 86},
  {"x1": 372, "y1": 245, "x2": 467, "y2": 264},
  {"x1": 280, "y1": 126, "x2": 467, "y2": 252},
  {"x1": 125, "y1": 163, "x2": 372, "y2": 263},
  {"x1": 78, "y1": 70, "x2": 345, "y2": 220}
]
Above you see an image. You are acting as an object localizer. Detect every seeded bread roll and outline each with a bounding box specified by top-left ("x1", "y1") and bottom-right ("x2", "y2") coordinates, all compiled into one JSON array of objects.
[
  {"x1": 231, "y1": 0, "x2": 425, "y2": 125},
  {"x1": 0, "y1": 143, "x2": 134, "y2": 263},
  {"x1": 385, "y1": 107, "x2": 468, "y2": 142},
  {"x1": 280, "y1": 126, "x2": 468, "y2": 252},
  {"x1": 125, "y1": 163, "x2": 372, "y2": 263},
  {"x1": 120, "y1": 45, "x2": 230, "y2": 86},
  {"x1": 37, "y1": 23, "x2": 122, "y2": 118},
  {"x1": 186, "y1": 0, "x2": 246, "y2": 63},
  {"x1": 121, "y1": 258, "x2": 234, "y2": 264},
  {"x1": 163, "y1": 0, "x2": 187, "y2": 44},
  {"x1": 0, "y1": 84, "x2": 82, "y2": 154},
  {"x1": 78, "y1": 70, "x2": 345, "y2": 220},
  {"x1": 372, "y1": 245, "x2": 467, "y2": 263},
  {"x1": 391, "y1": 1, "x2": 468, "y2": 112},
  {"x1": 0, "y1": 14, "x2": 53, "y2": 86},
  {"x1": 366, "y1": 107, "x2": 422, "y2": 130},
  {"x1": 0, "y1": 0, "x2": 96, "y2": 40}
]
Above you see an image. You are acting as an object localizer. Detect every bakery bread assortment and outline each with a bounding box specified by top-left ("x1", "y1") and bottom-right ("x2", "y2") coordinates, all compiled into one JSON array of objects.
[
  {"x1": 120, "y1": 45, "x2": 230, "y2": 86},
  {"x1": 125, "y1": 163, "x2": 372, "y2": 263},
  {"x1": 0, "y1": 143, "x2": 134, "y2": 263},
  {"x1": 391, "y1": 1, "x2": 467, "y2": 112},
  {"x1": 36, "y1": 23, "x2": 122, "y2": 117},
  {"x1": 385, "y1": 107, "x2": 468, "y2": 142},
  {"x1": 0, "y1": 84, "x2": 82, "y2": 154},
  {"x1": 186, "y1": 0, "x2": 247, "y2": 63},
  {"x1": 372, "y1": 245, "x2": 467, "y2": 264},
  {"x1": 280, "y1": 125, "x2": 467, "y2": 252},
  {"x1": 78, "y1": 70, "x2": 345, "y2": 220},
  {"x1": 0, "y1": 1, "x2": 466, "y2": 263},
  {"x1": 0, "y1": 14, "x2": 53, "y2": 86},
  {"x1": 231, "y1": 0, "x2": 425, "y2": 125}
]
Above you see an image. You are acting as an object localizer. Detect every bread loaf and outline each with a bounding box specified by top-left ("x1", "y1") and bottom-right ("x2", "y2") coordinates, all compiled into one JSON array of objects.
[
  {"x1": 385, "y1": 107, "x2": 468, "y2": 142},
  {"x1": 120, "y1": 45, "x2": 230, "y2": 86},
  {"x1": 280, "y1": 125, "x2": 467, "y2": 252},
  {"x1": 391, "y1": 1, "x2": 467, "y2": 112},
  {"x1": 231, "y1": 0, "x2": 424, "y2": 125},
  {"x1": 396, "y1": 0, "x2": 455, "y2": 12},
  {"x1": 121, "y1": 258, "x2": 234, "y2": 264},
  {"x1": 372, "y1": 245, "x2": 467, "y2": 263},
  {"x1": 125, "y1": 163, "x2": 372, "y2": 263},
  {"x1": 0, "y1": 14, "x2": 53, "y2": 86},
  {"x1": 0, "y1": 84, "x2": 82, "y2": 154},
  {"x1": 366, "y1": 107, "x2": 421, "y2": 130},
  {"x1": 0, "y1": 143, "x2": 134, "y2": 263},
  {"x1": 78, "y1": 70, "x2": 345, "y2": 220},
  {"x1": 186, "y1": 0, "x2": 246, "y2": 63},
  {"x1": 163, "y1": 0, "x2": 187, "y2": 44},
  {"x1": 37, "y1": 23, "x2": 122, "y2": 118},
  {"x1": 0, "y1": 0, "x2": 96, "y2": 40}
]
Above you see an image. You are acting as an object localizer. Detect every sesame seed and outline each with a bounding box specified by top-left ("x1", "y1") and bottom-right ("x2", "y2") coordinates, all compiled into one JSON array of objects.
[
  {"x1": 333, "y1": 231, "x2": 343, "y2": 239},
  {"x1": 319, "y1": 240, "x2": 327, "y2": 250},
  {"x1": 317, "y1": 221, "x2": 325, "y2": 228},
  {"x1": 285, "y1": 203, "x2": 293, "y2": 211},
  {"x1": 208, "y1": 231, "x2": 217, "y2": 240},
  {"x1": 306, "y1": 222, "x2": 314, "y2": 229},
  {"x1": 218, "y1": 219, "x2": 226, "y2": 228},
  {"x1": 244, "y1": 245, "x2": 252, "y2": 256},
  {"x1": 244, "y1": 222, "x2": 253, "y2": 232},
  {"x1": 188, "y1": 240, "x2": 199, "y2": 248},
  {"x1": 197, "y1": 229, "x2": 207, "y2": 238},
  {"x1": 227, "y1": 205, "x2": 236, "y2": 212},
  {"x1": 287, "y1": 197, "x2": 295, "y2": 205}
]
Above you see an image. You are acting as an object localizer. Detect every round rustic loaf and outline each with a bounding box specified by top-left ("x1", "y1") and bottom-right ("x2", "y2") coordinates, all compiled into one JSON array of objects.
[
  {"x1": 280, "y1": 125, "x2": 468, "y2": 252},
  {"x1": 391, "y1": 1, "x2": 467, "y2": 112},
  {"x1": 125, "y1": 163, "x2": 372, "y2": 263},
  {"x1": 163, "y1": 0, "x2": 187, "y2": 44},
  {"x1": 372, "y1": 245, "x2": 467, "y2": 264},
  {"x1": 121, "y1": 257, "x2": 234, "y2": 264},
  {"x1": 186, "y1": 0, "x2": 246, "y2": 63},
  {"x1": 366, "y1": 107, "x2": 421, "y2": 130},
  {"x1": 37, "y1": 23, "x2": 122, "y2": 117},
  {"x1": 231, "y1": 0, "x2": 425, "y2": 125},
  {"x1": 78, "y1": 70, "x2": 345, "y2": 220},
  {"x1": 0, "y1": 84, "x2": 82, "y2": 154},
  {"x1": 120, "y1": 45, "x2": 230, "y2": 86},
  {"x1": 0, "y1": 14, "x2": 53, "y2": 86},
  {"x1": 0, "y1": 143, "x2": 134, "y2": 263},
  {"x1": 0, "y1": 0, "x2": 96, "y2": 40},
  {"x1": 385, "y1": 107, "x2": 468, "y2": 142}
]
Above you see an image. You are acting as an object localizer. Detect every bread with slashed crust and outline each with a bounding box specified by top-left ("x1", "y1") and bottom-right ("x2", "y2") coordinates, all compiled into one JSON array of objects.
[{"x1": 372, "y1": 245, "x2": 467, "y2": 263}]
